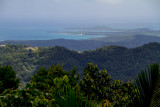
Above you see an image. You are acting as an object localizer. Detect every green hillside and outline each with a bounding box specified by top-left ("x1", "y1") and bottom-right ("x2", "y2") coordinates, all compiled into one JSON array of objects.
[{"x1": 0, "y1": 42, "x2": 160, "y2": 83}]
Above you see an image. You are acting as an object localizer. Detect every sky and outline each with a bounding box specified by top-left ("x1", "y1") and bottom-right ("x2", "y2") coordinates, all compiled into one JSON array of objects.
[{"x1": 0, "y1": 0, "x2": 160, "y2": 26}]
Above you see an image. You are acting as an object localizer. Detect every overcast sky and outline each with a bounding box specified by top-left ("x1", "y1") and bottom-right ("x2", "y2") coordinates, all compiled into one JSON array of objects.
[{"x1": 0, "y1": 0, "x2": 160, "y2": 26}]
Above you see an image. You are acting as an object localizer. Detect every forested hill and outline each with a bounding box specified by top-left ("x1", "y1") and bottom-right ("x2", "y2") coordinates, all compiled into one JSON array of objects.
[{"x1": 0, "y1": 42, "x2": 160, "y2": 83}]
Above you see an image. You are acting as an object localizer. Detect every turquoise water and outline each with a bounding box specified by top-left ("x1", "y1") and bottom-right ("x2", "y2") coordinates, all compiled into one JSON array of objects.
[
  {"x1": 0, "y1": 26, "x2": 104, "y2": 40},
  {"x1": 0, "y1": 25, "x2": 159, "y2": 40}
]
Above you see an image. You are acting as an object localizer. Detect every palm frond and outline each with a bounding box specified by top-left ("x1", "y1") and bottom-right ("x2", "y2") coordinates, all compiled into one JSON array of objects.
[
  {"x1": 150, "y1": 69, "x2": 160, "y2": 107},
  {"x1": 130, "y1": 63, "x2": 160, "y2": 107}
]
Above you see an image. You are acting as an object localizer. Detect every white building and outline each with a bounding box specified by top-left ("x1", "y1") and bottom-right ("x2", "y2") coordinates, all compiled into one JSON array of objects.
[{"x1": 0, "y1": 45, "x2": 6, "y2": 47}]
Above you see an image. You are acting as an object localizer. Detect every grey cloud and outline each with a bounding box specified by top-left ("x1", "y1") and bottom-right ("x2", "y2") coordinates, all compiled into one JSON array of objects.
[{"x1": 0, "y1": 0, "x2": 159, "y2": 26}]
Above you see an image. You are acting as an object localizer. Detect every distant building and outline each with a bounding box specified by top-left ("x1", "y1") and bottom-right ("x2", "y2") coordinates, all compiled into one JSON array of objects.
[
  {"x1": 26, "y1": 47, "x2": 33, "y2": 50},
  {"x1": 0, "y1": 45, "x2": 6, "y2": 47},
  {"x1": 26, "y1": 47, "x2": 38, "y2": 51}
]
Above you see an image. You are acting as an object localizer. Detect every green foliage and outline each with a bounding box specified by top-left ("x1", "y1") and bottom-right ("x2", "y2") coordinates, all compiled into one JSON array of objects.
[
  {"x1": 1, "y1": 43, "x2": 160, "y2": 83},
  {"x1": 0, "y1": 43, "x2": 160, "y2": 106},
  {"x1": 0, "y1": 44, "x2": 35, "y2": 82},
  {"x1": 130, "y1": 63, "x2": 160, "y2": 107},
  {"x1": 80, "y1": 63, "x2": 112, "y2": 100},
  {"x1": 52, "y1": 86, "x2": 105, "y2": 107},
  {"x1": 80, "y1": 63, "x2": 136, "y2": 106},
  {"x1": 0, "y1": 65, "x2": 20, "y2": 93},
  {"x1": 30, "y1": 64, "x2": 79, "y2": 92},
  {"x1": 150, "y1": 73, "x2": 160, "y2": 107},
  {"x1": 110, "y1": 80, "x2": 135, "y2": 106},
  {"x1": 52, "y1": 87, "x2": 84, "y2": 107},
  {"x1": 0, "y1": 88, "x2": 55, "y2": 107}
]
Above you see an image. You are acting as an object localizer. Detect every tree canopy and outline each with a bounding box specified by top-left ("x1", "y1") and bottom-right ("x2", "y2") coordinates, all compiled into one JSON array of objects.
[
  {"x1": 30, "y1": 64, "x2": 79, "y2": 92},
  {"x1": 0, "y1": 65, "x2": 20, "y2": 93}
]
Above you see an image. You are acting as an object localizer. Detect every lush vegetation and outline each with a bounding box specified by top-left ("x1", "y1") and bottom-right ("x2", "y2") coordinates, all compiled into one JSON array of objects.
[
  {"x1": 0, "y1": 43, "x2": 160, "y2": 106},
  {"x1": 0, "y1": 63, "x2": 159, "y2": 106},
  {"x1": 0, "y1": 42, "x2": 160, "y2": 84},
  {"x1": 0, "y1": 65, "x2": 19, "y2": 93}
]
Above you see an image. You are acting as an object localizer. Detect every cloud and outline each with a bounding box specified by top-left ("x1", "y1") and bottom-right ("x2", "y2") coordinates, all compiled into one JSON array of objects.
[
  {"x1": 0, "y1": 0, "x2": 159, "y2": 25},
  {"x1": 96, "y1": 0, "x2": 124, "y2": 4}
]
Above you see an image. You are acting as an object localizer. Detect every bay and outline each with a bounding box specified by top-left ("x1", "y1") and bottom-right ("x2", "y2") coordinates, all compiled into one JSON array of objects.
[{"x1": 0, "y1": 26, "x2": 104, "y2": 40}]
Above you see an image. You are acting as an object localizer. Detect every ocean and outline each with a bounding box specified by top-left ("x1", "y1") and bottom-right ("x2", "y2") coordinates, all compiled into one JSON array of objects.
[
  {"x1": 0, "y1": 26, "x2": 104, "y2": 41},
  {"x1": 0, "y1": 25, "x2": 159, "y2": 41}
]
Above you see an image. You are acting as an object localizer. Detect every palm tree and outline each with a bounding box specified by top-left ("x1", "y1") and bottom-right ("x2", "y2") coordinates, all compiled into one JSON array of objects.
[{"x1": 130, "y1": 63, "x2": 160, "y2": 107}]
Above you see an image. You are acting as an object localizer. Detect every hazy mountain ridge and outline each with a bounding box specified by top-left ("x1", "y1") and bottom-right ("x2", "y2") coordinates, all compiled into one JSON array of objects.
[{"x1": 1, "y1": 34, "x2": 160, "y2": 51}]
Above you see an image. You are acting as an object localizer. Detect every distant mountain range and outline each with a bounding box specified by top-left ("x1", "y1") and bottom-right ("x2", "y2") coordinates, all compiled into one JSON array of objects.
[{"x1": 1, "y1": 35, "x2": 160, "y2": 51}]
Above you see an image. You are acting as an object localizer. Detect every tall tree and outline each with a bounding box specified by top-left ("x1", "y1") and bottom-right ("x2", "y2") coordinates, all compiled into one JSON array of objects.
[
  {"x1": 80, "y1": 63, "x2": 112, "y2": 100},
  {"x1": 0, "y1": 65, "x2": 20, "y2": 93},
  {"x1": 30, "y1": 64, "x2": 79, "y2": 92}
]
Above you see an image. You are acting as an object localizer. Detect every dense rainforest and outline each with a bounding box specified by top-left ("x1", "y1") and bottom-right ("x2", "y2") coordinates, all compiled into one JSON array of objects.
[
  {"x1": 0, "y1": 42, "x2": 160, "y2": 84},
  {"x1": 0, "y1": 42, "x2": 160, "y2": 106},
  {"x1": 0, "y1": 63, "x2": 159, "y2": 106}
]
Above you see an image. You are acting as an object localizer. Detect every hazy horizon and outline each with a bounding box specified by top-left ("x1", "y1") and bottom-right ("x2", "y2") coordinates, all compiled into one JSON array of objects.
[{"x1": 0, "y1": 0, "x2": 160, "y2": 27}]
